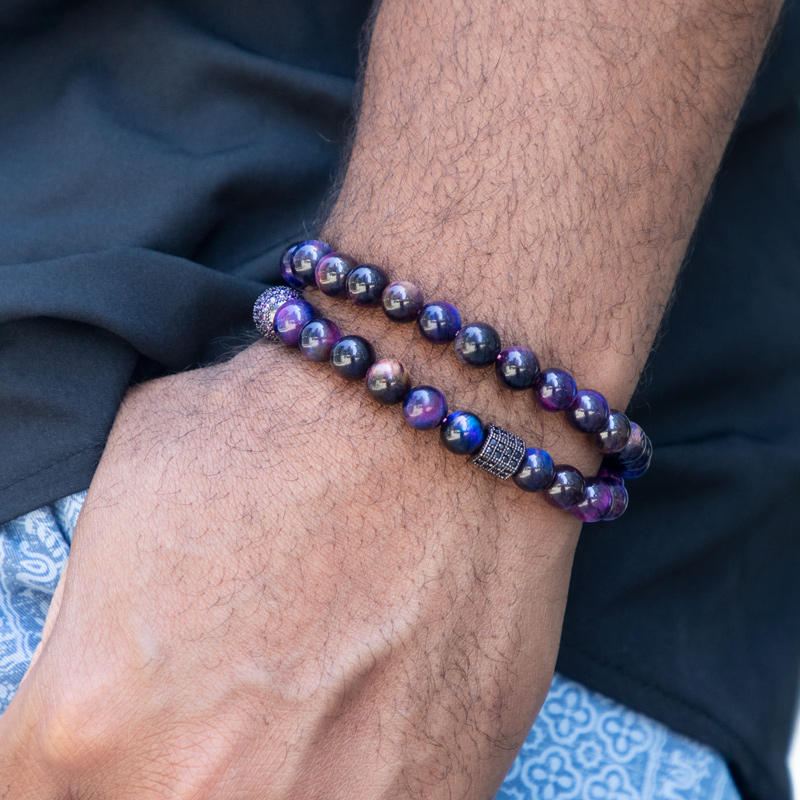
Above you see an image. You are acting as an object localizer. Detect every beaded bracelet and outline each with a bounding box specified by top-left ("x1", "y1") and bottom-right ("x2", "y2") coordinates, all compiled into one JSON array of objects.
[
  {"x1": 254, "y1": 286, "x2": 629, "y2": 523},
  {"x1": 277, "y1": 239, "x2": 652, "y2": 481}
]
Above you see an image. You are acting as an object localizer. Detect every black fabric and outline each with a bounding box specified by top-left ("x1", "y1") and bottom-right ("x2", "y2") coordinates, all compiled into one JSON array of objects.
[{"x1": 0, "y1": 3, "x2": 798, "y2": 799}]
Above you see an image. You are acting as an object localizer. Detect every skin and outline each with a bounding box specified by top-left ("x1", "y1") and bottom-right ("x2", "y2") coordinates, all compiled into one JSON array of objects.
[{"x1": 0, "y1": 0, "x2": 781, "y2": 797}]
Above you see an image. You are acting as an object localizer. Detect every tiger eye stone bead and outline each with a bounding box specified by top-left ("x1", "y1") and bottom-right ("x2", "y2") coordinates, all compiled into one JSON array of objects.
[
  {"x1": 614, "y1": 422, "x2": 653, "y2": 479},
  {"x1": 496, "y1": 346, "x2": 540, "y2": 391},
  {"x1": 454, "y1": 323, "x2": 502, "y2": 368},
  {"x1": 315, "y1": 253, "x2": 355, "y2": 297},
  {"x1": 566, "y1": 389, "x2": 610, "y2": 434},
  {"x1": 596, "y1": 410, "x2": 633, "y2": 455},
  {"x1": 280, "y1": 242, "x2": 304, "y2": 289},
  {"x1": 417, "y1": 302, "x2": 462, "y2": 343},
  {"x1": 330, "y1": 335, "x2": 375, "y2": 380},
  {"x1": 366, "y1": 359, "x2": 412, "y2": 405},
  {"x1": 346, "y1": 264, "x2": 390, "y2": 305},
  {"x1": 298, "y1": 318, "x2": 341, "y2": 362},
  {"x1": 512, "y1": 447, "x2": 556, "y2": 493},
  {"x1": 291, "y1": 239, "x2": 333, "y2": 286},
  {"x1": 604, "y1": 482, "x2": 630, "y2": 521},
  {"x1": 382, "y1": 281, "x2": 424, "y2": 322},
  {"x1": 534, "y1": 369, "x2": 578, "y2": 412},
  {"x1": 440, "y1": 411, "x2": 485, "y2": 455},
  {"x1": 571, "y1": 478, "x2": 614, "y2": 523},
  {"x1": 543, "y1": 466, "x2": 586, "y2": 511},
  {"x1": 274, "y1": 298, "x2": 315, "y2": 347},
  {"x1": 403, "y1": 386, "x2": 448, "y2": 430}
]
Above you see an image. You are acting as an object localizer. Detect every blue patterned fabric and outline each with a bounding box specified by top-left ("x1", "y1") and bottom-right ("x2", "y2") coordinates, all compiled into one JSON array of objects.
[{"x1": 0, "y1": 495, "x2": 740, "y2": 799}]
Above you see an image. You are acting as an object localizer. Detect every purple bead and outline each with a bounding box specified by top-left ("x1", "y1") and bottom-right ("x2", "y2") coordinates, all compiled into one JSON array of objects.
[
  {"x1": 604, "y1": 482, "x2": 629, "y2": 521},
  {"x1": 496, "y1": 346, "x2": 540, "y2": 391},
  {"x1": 402, "y1": 386, "x2": 448, "y2": 430},
  {"x1": 315, "y1": 253, "x2": 355, "y2": 296},
  {"x1": 595, "y1": 410, "x2": 632, "y2": 454},
  {"x1": 512, "y1": 447, "x2": 556, "y2": 493},
  {"x1": 566, "y1": 389, "x2": 610, "y2": 434},
  {"x1": 292, "y1": 239, "x2": 333, "y2": 286},
  {"x1": 330, "y1": 335, "x2": 375, "y2": 381},
  {"x1": 534, "y1": 369, "x2": 578, "y2": 412},
  {"x1": 382, "y1": 281, "x2": 424, "y2": 322},
  {"x1": 274, "y1": 298, "x2": 315, "y2": 347},
  {"x1": 298, "y1": 318, "x2": 341, "y2": 362},
  {"x1": 417, "y1": 302, "x2": 462, "y2": 343},
  {"x1": 543, "y1": 466, "x2": 586, "y2": 511},
  {"x1": 598, "y1": 462, "x2": 625, "y2": 486},
  {"x1": 614, "y1": 422, "x2": 652, "y2": 479},
  {"x1": 440, "y1": 411, "x2": 485, "y2": 455},
  {"x1": 366, "y1": 359, "x2": 412, "y2": 405},
  {"x1": 280, "y1": 242, "x2": 305, "y2": 290},
  {"x1": 346, "y1": 264, "x2": 390, "y2": 305},
  {"x1": 571, "y1": 479, "x2": 614, "y2": 523},
  {"x1": 454, "y1": 323, "x2": 502, "y2": 368}
]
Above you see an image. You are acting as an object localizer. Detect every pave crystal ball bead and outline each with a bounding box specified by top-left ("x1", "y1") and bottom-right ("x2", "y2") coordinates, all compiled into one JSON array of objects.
[
  {"x1": 470, "y1": 425, "x2": 526, "y2": 480},
  {"x1": 253, "y1": 286, "x2": 304, "y2": 341},
  {"x1": 280, "y1": 243, "x2": 305, "y2": 289},
  {"x1": 298, "y1": 318, "x2": 341, "y2": 362},
  {"x1": 366, "y1": 359, "x2": 412, "y2": 405},
  {"x1": 292, "y1": 240, "x2": 333, "y2": 286},
  {"x1": 566, "y1": 389, "x2": 610, "y2": 434},
  {"x1": 440, "y1": 411, "x2": 485, "y2": 455},
  {"x1": 454, "y1": 322, "x2": 502, "y2": 368},
  {"x1": 543, "y1": 466, "x2": 586, "y2": 510},
  {"x1": 417, "y1": 302, "x2": 462, "y2": 343},
  {"x1": 512, "y1": 447, "x2": 556, "y2": 493},
  {"x1": 596, "y1": 410, "x2": 632, "y2": 455},
  {"x1": 315, "y1": 253, "x2": 355, "y2": 296},
  {"x1": 274, "y1": 298, "x2": 315, "y2": 347},
  {"x1": 346, "y1": 264, "x2": 390, "y2": 305},
  {"x1": 382, "y1": 281, "x2": 424, "y2": 322},
  {"x1": 496, "y1": 346, "x2": 540, "y2": 391},
  {"x1": 571, "y1": 478, "x2": 614, "y2": 522},
  {"x1": 403, "y1": 386, "x2": 448, "y2": 430},
  {"x1": 330, "y1": 335, "x2": 375, "y2": 380},
  {"x1": 534, "y1": 368, "x2": 578, "y2": 412},
  {"x1": 604, "y1": 482, "x2": 629, "y2": 521}
]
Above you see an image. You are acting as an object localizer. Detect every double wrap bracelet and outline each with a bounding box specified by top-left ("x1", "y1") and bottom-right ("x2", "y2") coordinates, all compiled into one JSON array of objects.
[{"x1": 253, "y1": 239, "x2": 653, "y2": 523}]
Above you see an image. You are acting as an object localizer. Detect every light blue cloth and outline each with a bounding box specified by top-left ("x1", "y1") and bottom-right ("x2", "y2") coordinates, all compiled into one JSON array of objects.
[{"x1": 0, "y1": 494, "x2": 740, "y2": 799}]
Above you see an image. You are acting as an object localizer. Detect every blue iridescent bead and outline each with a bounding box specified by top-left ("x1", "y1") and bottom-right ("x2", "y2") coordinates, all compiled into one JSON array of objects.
[
  {"x1": 292, "y1": 240, "x2": 333, "y2": 286},
  {"x1": 454, "y1": 323, "x2": 502, "y2": 368},
  {"x1": 613, "y1": 422, "x2": 652, "y2": 479},
  {"x1": 346, "y1": 264, "x2": 390, "y2": 305},
  {"x1": 595, "y1": 410, "x2": 632, "y2": 454},
  {"x1": 274, "y1": 298, "x2": 315, "y2": 347},
  {"x1": 598, "y1": 462, "x2": 625, "y2": 486},
  {"x1": 403, "y1": 386, "x2": 448, "y2": 430},
  {"x1": 315, "y1": 253, "x2": 355, "y2": 297},
  {"x1": 417, "y1": 302, "x2": 462, "y2": 343},
  {"x1": 604, "y1": 482, "x2": 629, "y2": 521},
  {"x1": 565, "y1": 389, "x2": 610, "y2": 434},
  {"x1": 382, "y1": 281, "x2": 424, "y2": 322},
  {"x1": 534, "y1": 369, "x2": 578, "y2": 412},
  {"x1": 280, "y1": 242, "x2": 305, "y2": 290},
  {"x1": 512, "y1": 447, "x2": 556, "y2": 493},
  {"x1": 543, "y1": 466, "x2": 586, "y2": 511},
  {"x1": 440, "y1": 411, "x2": 485, "y2": 455},
  {"x1": 298, "y1": 318, "x2": 341, "y2": 362},
  {"x1": 366, "y1": 359, "x2": 412, "y2": 405},
  {"x1": 496, "y1": 346, "x2": 540, "y2": 391},
  {"x1": 330, "y1": 335, "x2": 375, "y2": 380},
  {"x1": 571, "y1": 478, "x2": 614, "y2": 523}
]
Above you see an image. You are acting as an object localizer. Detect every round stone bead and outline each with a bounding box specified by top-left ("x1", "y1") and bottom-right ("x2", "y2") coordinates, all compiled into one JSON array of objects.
[
  {"x1": 534, "y1": 369, "x2": 578, "y2": 412},
  {"x1": 440, "y1": 411, "x2": 485, "y2": 455},
  {"x1": 614, "y1": 422, "x2": 652, "y2": 479},
  {"x1": 366, "y1": 359, "x2": 412, "y2": 405},
  {"x1": 512, "y1": 447, "x2": 556, "y2": 493},
  {"x1": 543, "y1": 466, "x2": 586, "y2": 511},
  {"x1": 618, "y1": 440, "x2": 653, "y2": 480},
  {"x1": 298, "y1": 318, "x2": 341, "y2": 362},
  {"x1": 595, "y1": 409, "x2": 632, "y2": 455},
  {"x1": 604, "y1": 482, "x2": 629, "y2": 521},
  {"x1": 598, "y1": 462, "x2": 625, "y2": 486},
  {"x1": 346, "y1": 264, "x2": 390, "y2": 305},
  {"x1": 417, "y1": 302, "x2": 462, "y2": 343},
  {"x1": 571, "y1": 479, "x2": 614, "y2": 523},
  {"x1": 280, "y1": 242, "x2": 304, "y2": 289},
  {"x1": 291, "y1": 240, "x2": 333, "y2": 286},
  {"x1": 402, "y1": 386, "x2": 448, "y2": 430},
  {"x1": 454, "y1": 322, "x2": 502, "y2": 368},
  {"x1": 274, "y1": 298, "x2": 315, "y2": 347},
  {"x1": 315, "y1": 253, "x2": 355, "y2": 297},
  {"x1": 496, "y1": 346, "x2": 540, "y2": 391},
  {"x1": 565, "y1": 389, "x2": 610, "y2": 434},
  {"x1": 330, "y1": 335, "x2": 375, "y2": 381},
  {"x1": 382, "y1": 281, "x2": 424, "y2": 322}
]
